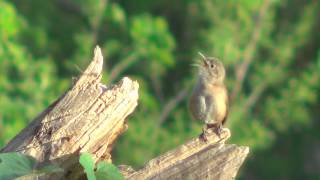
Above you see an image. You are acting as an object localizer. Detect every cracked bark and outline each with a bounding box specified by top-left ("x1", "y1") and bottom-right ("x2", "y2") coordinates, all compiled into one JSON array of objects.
[{"x1": 1, "y1": 46, "x2": 249, "y2": 179}]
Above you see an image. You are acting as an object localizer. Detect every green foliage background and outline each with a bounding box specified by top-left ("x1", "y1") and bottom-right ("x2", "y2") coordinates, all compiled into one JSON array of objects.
[{"x1": 1, "y1": 0, "x2": 319, "y2": 179}]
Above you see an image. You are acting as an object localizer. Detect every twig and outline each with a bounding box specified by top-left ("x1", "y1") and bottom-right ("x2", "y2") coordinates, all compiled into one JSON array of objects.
[
  {"x1": 242, "y1": 83, "x2": 267, "y2": 113},
  {"x1": 151, "y1": 74, "x2": 165, "y2": 104},
  {"x1": 231, "y1": 0, "x2": 271, "y2": 102},
  {"x1": 158, "y1": 88, "x2": 189, "y2": 125},
  {"x1": 91, "y1": 0, "x2": 108, "y2": 44},
  {"x1": 108, "y1": 53, "x2": 139, "y2": 83}
]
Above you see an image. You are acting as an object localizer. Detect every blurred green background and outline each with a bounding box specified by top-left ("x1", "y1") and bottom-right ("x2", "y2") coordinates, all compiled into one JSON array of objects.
[{"x1": 1, "y1": 0, "x2": 320, "y2": 179}]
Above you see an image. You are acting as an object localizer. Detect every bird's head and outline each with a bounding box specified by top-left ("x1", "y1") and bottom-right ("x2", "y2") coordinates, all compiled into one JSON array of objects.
[{"x1": 195, "y1": 52, "x2": 226, "y2": 84}]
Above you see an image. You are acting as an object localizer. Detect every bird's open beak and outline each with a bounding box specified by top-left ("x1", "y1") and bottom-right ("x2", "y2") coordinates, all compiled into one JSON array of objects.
[{"x1": 198, "y1": 52, "x2": 209, "y2": 67}]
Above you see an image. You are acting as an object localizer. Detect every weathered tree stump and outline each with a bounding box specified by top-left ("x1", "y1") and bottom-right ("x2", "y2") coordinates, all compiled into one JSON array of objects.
[
  {"x1": 1, "y1": 46, "x2": 249, "y2": 179},
  {"x1": 122, "y1": 129, "x2": 249, "y2": 180}
]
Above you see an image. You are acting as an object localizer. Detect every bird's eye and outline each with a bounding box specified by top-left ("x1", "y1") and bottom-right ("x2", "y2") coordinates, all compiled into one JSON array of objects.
[{"x1": 210, "y1": 64, "x2": 215, "y2": 68}]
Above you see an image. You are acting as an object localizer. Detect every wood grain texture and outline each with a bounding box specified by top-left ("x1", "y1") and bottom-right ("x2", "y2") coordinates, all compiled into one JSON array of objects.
[
  {"x1": 123, "y1": 129, "x2": 249, "y2": 180},
  {"x1": 0, "y1": 46, "x2": 139, "y2": 178}
]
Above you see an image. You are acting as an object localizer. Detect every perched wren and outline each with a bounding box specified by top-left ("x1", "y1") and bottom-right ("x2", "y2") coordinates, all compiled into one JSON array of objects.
[{"x1": 189, "y1": 53, "x2": 228, "y2": 141}]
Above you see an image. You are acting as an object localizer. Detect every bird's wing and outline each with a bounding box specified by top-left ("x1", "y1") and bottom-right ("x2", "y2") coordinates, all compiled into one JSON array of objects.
[
  {"x1": 204, "y1": 95, "x2": 216, "y2": 124},
  {"x1": 197, "y1": 95, "x2": 206, "y2": 120},
  {"x1": 189, "y1": 90, "x2": 207, "y2": 121}
]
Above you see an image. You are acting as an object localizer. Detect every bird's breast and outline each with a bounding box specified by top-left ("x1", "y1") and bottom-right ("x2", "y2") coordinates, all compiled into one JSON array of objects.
[{"x1": 207, "y1": 85, "x2": 227, "y2": 121}]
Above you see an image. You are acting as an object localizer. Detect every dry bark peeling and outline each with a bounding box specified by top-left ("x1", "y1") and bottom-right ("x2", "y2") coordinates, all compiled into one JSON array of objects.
[{"x1": 1, "y1": 46, "x2": 249, "y2": 179}]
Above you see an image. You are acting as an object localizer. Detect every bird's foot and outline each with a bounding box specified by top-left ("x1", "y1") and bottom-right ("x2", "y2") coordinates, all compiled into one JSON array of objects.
[
  {"x1": 199, "y1": 130, "x2": 208, "y2": 142},
  {"x1": 213, "y1": 125, "x2": 223, "y2": 138},
  {"x1": 199, "y1": 124, "x2": 223, "y2": 142},
  {"x1": 207, "y1": 123, "x2": 223, "y2": 138}
]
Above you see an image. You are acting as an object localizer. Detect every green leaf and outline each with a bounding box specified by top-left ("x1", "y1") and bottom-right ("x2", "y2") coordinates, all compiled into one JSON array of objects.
[
  {"x1": 0, "y1": 152, "x2": 63, "y2": 179},
  {"x1": 79, "y1": 153, "x2": 96, "y2": 180},
  {"x1": 0, "y1": 152, "x2": 35, "y2": 179},
  {"x1": 110, "y1": 3, "x2": 126, "y2": 24},
  {"x1": 0, "y1": 1, "x2": 23, "y2": 39},
  {"x1": 95, "y1": 161, "x2": 124, "y2": 180}
]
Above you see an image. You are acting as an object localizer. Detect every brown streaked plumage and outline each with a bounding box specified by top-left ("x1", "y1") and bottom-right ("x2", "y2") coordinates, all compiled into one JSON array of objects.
[{"x1": 189, "y1": 53, "x2": 228, "y2": 141}]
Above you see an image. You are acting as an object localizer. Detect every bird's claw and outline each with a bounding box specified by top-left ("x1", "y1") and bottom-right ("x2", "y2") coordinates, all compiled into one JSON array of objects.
[
  {"x1": 200, "y1": 124, "x2": 223, "y2": 141},
  {"x1": 214, "y1": 125, "x2": 223, "y2": 138},
  {"x1": 199, "y1": 131, "x2": 208, "y2": 142}
]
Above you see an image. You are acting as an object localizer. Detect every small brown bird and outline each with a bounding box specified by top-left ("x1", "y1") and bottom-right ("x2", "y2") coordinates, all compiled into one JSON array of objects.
[{"x1": 189, "y1": 53, "x2": 228, "y2": 141}]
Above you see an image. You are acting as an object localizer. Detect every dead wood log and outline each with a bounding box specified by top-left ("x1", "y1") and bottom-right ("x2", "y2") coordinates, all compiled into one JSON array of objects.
[
  {"x1": 120, "y1": 129, "x2": 249, "y2": 180},
  {"x1": 1, "y1": 46, "x2": 249, "y2": 179},
  {"x1": 1, "y1": 46, "x2": 139, "y2": 178}
]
